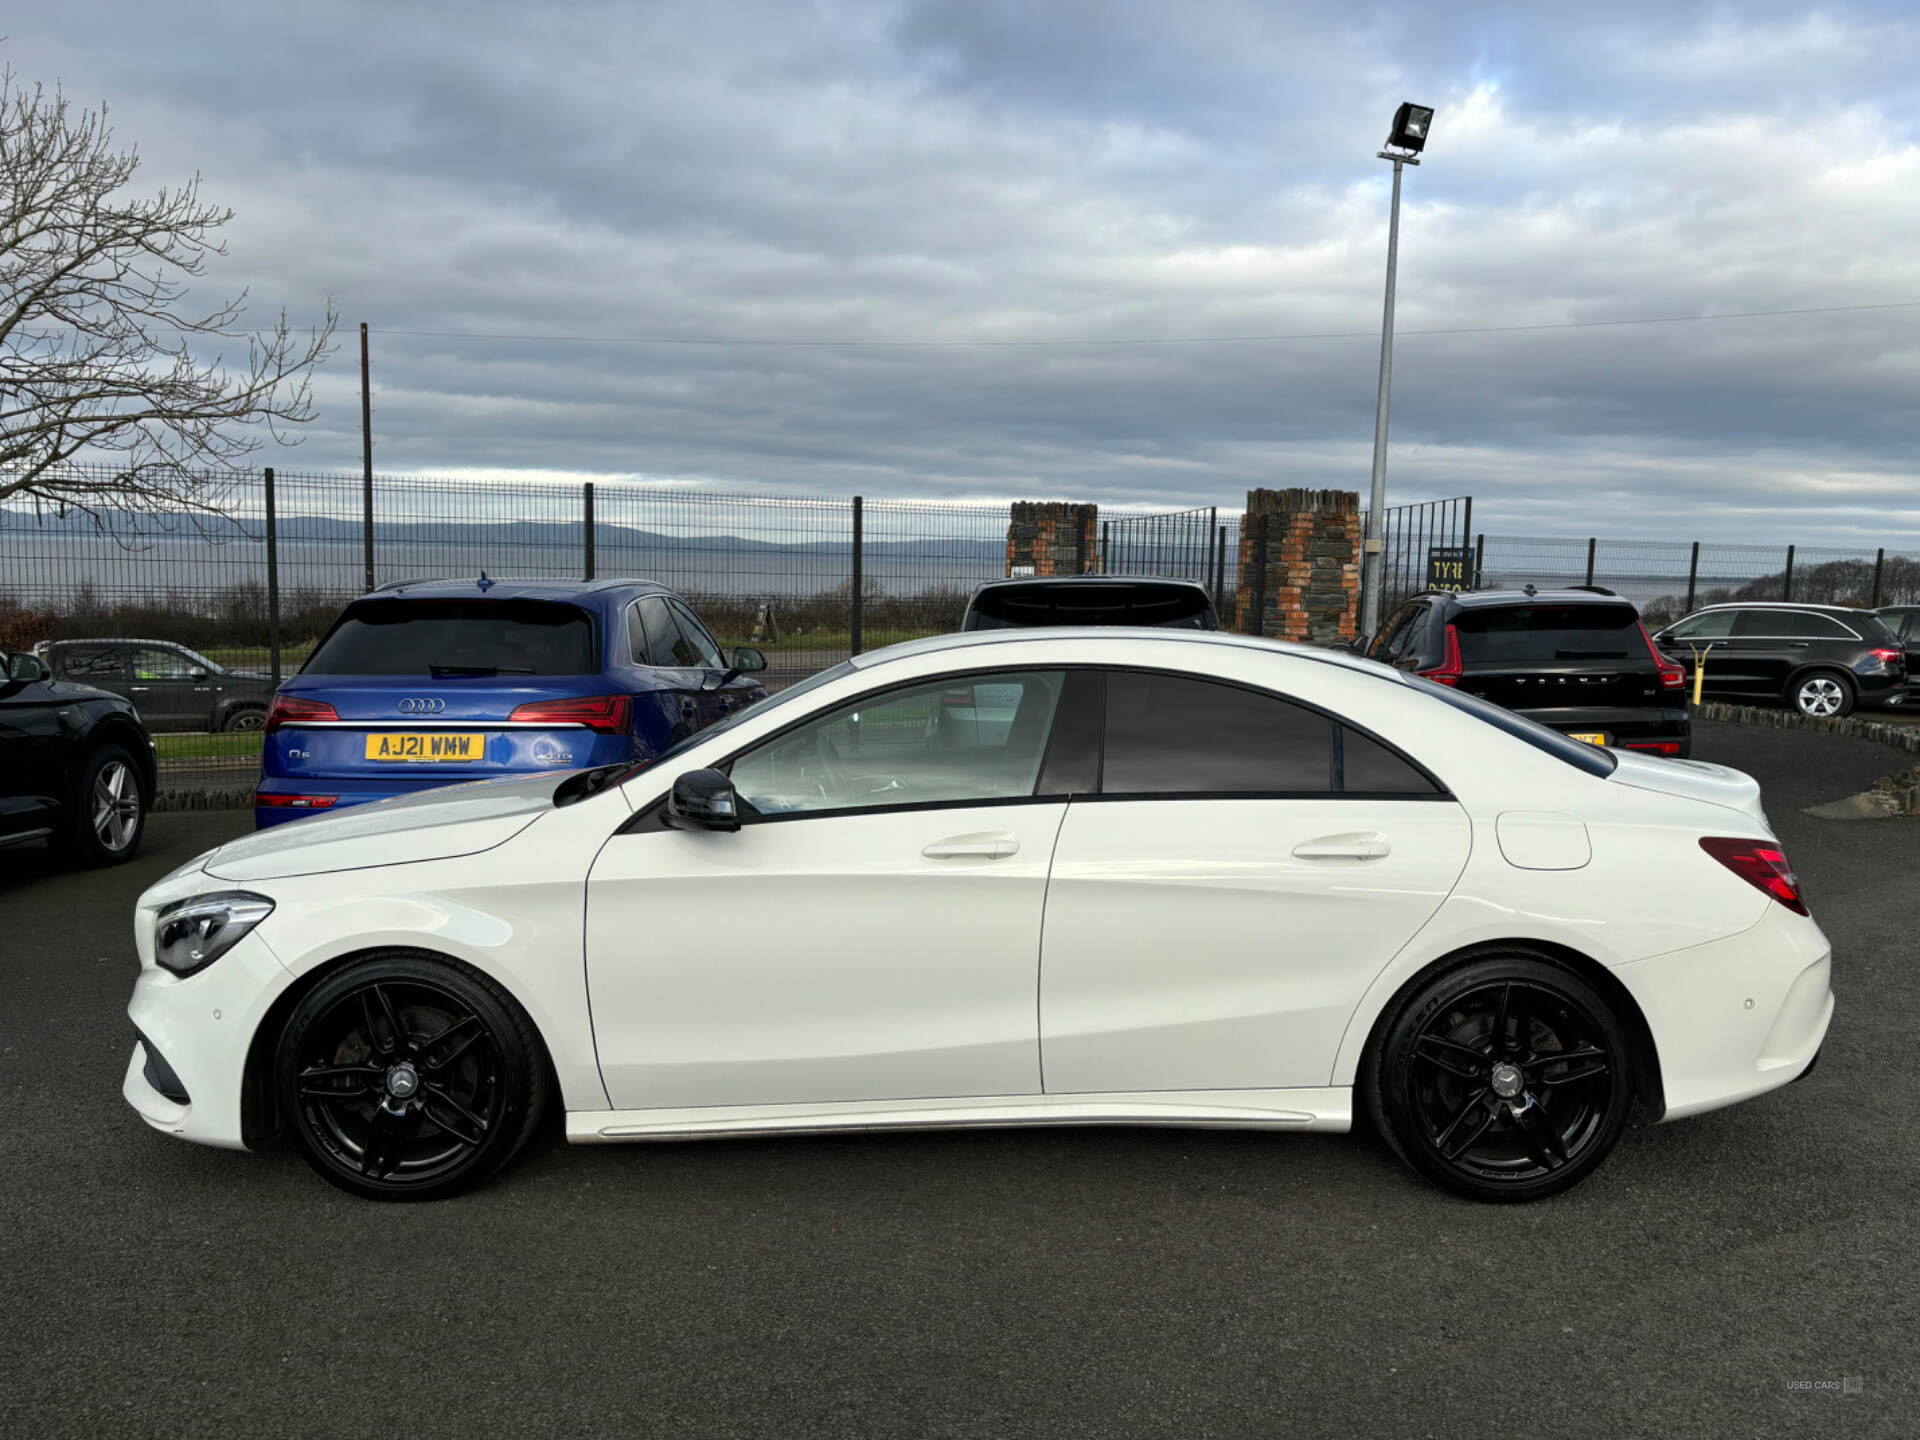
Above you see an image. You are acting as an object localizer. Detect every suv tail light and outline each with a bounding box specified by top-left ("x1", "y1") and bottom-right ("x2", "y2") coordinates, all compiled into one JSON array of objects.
[
  {"x1": 255, "y1": 792, "x2": 337, "y2": 810},
  {"x1": 508, "y1": 694, "x2": 633, "y2": 733},
  {"x1": 1700, "y1": 837, "x2": 1809, "y2": 916},
  {"x1": 1867, "y1": 648, "x2": 1902, "y2": 668},
  {"x1": 1416, "y1": 623, "x2": 1464, "y2": 686},
  {"x1": 1639, "y1": 623, "x2": 1688, "y2": 690},
  {"x1": 1625, "y1": 741, "x2": 1683, "y2": 755},
  {"x1": 265, "y1": 695, "x2": 338, "y2": 731}
]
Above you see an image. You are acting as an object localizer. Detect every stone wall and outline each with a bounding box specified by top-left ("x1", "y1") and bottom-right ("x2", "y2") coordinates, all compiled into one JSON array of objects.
[
  {"x1": 1232, "y1": 489, "x2": 1362, "y2": 644},
  {"x1": 1006, "y1": 502, "x2": 1098, "y2": 577}
]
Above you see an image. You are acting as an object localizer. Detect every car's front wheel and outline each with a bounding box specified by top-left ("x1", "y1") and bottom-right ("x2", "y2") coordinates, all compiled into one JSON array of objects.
[
  {"x1": 1366, "y1": 956, "x2": 1633, "y2": 1202},
  {"x1": 1790, "y1": 671, "x2": 1853, "y2": 719},
  {"x1": 275, "y1": 953, "x2": 549, "y2": 1201},
  {"x1": 57, "y1": 743, "x2": 146, "y2": 866}
]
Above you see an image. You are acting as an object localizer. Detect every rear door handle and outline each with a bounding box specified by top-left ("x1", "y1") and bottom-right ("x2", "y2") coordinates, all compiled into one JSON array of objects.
[
  {"x1": 1292, "y1": 832, "x2": 1390, "y2": 861},
  {"x1": 923, "y1": 831, "x2": 1019, "y2": 860}
]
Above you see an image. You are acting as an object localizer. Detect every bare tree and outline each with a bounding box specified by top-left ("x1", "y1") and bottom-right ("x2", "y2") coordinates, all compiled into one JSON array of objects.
[{"x1": 0, "y1": 66, "x2": 337, "y2": 517}]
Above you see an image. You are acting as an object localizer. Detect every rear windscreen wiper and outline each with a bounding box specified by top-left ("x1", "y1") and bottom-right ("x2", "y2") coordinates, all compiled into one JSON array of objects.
[{"x1": 428, "y1": 664, "x2": 536, "y2": 677}]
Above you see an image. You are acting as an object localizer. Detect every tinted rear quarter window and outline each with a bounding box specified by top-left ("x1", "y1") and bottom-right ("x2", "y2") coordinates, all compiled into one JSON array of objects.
[
  {"x1": 1452, "y1": 603, "x2": 1641, "y2": 664},
  {"x1": 304, "y1": 600, "x2": 597, "y2": 675}
]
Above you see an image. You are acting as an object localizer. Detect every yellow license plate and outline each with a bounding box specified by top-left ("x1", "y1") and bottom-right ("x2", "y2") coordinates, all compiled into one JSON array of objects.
[
  {"x1": 363, "y1": 732, "x2": 486, "y2": 762},
  {"x1": 1569, "y1": 732, "x2": 1607, "y2": 746}
]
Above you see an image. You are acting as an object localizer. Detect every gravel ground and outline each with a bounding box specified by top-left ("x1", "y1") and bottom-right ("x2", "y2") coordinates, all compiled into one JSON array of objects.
[{"x1": 0, "y1": 718, "x2": 1914, "y2": 1438}]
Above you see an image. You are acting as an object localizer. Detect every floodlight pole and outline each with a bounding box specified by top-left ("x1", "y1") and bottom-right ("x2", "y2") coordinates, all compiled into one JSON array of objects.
[{"x1": 1361, "y1": 149, "x2": 1418, "y2": 636}]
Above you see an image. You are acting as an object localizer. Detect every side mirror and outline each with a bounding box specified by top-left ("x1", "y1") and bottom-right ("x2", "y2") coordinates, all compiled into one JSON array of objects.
[
  {"x1": 730, "y1": 646, "x2": 768, "y2": 673},
  {"x1": 665, "y1": 768, "x2": 741, "y2": 832},
  {"x1": 4, "y1": 652, "x2": 50, "y2": 683},
  {"x1": 188, "y1": 667, "x2": 209, "y2": 681}
]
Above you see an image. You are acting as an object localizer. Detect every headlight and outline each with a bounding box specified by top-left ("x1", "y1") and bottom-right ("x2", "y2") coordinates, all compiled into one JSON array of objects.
[{"x1": 154, "y1": 892, "x2": 275, "y2": 977}]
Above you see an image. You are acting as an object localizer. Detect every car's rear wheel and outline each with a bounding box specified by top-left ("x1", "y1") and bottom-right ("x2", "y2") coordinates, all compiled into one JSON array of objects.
[
  {"x1": 276, "y1": 954, "x2": 548, "y2": 1201},
  {"x1": 56, "y1": 743, "x2": 146, "y2": 866},
  {"x1": 1790, "y1": 671, "x2": 1853, "y2": 719},
  {"x1": 1367, "y1": 956, "x2": 1633, "y2": 1202},
  {"x1": 221, "y1": 706, "x2": 266, "y2": 732}
]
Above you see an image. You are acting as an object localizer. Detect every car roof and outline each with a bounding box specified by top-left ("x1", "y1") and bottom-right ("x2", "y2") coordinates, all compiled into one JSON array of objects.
[
  {"x1": 1441, "y1": 589, "x2": 1633, "y2": 610},
  {"x1": 360, "y1": 575, "x2": 672, "y2": 602},
  {"x1": 47, "y1": 637, "x2": 193, "y2": 648},
  {"x1": 1688, "y1": 600, "x2": 1869, "y2": 616},
  {"x1": 847, "y1": 625, "x2": 1401, "y2": 682},
  {"x1": 970, "y1": 574, "x2": 1209, "y2": 594}
]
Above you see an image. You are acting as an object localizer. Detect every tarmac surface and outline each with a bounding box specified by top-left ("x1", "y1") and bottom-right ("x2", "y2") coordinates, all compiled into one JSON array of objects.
[{"x1": 2, "y1": 718, "x2": 1914, "y2": 1437}]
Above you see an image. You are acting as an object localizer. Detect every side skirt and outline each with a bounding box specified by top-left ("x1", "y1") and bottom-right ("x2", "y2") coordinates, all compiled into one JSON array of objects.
[{"x1": 566, "y1": 1088, "x2": 1354, "y2": 1144}]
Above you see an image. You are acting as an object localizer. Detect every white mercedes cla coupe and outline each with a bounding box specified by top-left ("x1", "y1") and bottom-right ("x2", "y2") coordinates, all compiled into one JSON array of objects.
[{"x1": 123, "y1": 630, "x2": 1832, "y2": 1203}]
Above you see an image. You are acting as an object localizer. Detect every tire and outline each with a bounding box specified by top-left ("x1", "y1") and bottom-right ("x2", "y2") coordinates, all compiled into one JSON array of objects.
[
  {"x1": 275, "y1": 953, "x2": 549, "y2": 1201},
  {"x1": 1789, "y1": 671, "x2": 1853, "y2": 719},
  {"x1": 56, "y1": 743, "x2": 146, "y2": 867},
  {"x1": 221, "y1": 706, "x2": 267, "y2": 732},
  {"x1": 1365, "y1": 955, "x2": 1633, "y2": 1203}
]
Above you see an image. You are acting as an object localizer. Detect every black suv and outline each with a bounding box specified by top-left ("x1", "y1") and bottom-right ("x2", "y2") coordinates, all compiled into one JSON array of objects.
[
  {"x1": 36, "y1": 638, "x2": 274, "y2": 733},
  {"x1": 962, "y1": 576, "x2": 1219, "y2": 630},
  {"x1": 1652, "y1": 603, "x2": 1908, "y2": 718},
  {"x1": 1878, "y1": 606, "x2": 1920, "y2": 679},
  {"x1": 1, "y1": 651, "x2": 155, "y2": 866},
  {"x1": 1365, "y1": 588, "x2": 1691, "y2": 756}
]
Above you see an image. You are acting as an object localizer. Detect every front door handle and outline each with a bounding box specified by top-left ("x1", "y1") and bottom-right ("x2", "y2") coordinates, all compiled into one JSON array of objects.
[
  {"x1": 1292, "y1": 832, "x2": 1390, "y2": 861},
  {"x1": 922, "y1": 831, "x2": 1019, "y2": 860}
]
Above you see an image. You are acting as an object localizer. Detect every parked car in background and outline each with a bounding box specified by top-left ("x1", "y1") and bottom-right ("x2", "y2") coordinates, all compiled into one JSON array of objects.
[
  {"x1": 0, "y1": 650, "x2": 154, "y2": 866},
  {"x1": 1363, "y1": 587, "x2": 1691, "y2": 756},
  {"x1": 962, "y1": 575, "x2": 1219, "y2": 631},
  {"x1": 1877, "y1": 606, "x2": 1920, "y2": 681},
  {"x1": 255, "y1": 576, "x2": 768, "y2": 827},
  {"x1": 36, "y1": 638, "x2": 273, "y2": 733},
  {"x1": 1652, "y1": 603, "x2": 1909, "y2": 718}
]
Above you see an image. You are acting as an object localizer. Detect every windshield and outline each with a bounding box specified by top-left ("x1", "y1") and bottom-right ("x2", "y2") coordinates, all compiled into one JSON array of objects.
[
  {"x1": 1413, "y1": 675, "x2": 1618, "y2": 777},
  {"x1": 303, "y1": 599, "x2": 597, "y2": 676},
  {"x1": 1453, "y1": 604, "x2": 1643, "y2": 664},
  {"x1": 966, "y1": 582, "x2": 1216, "y2": 630}
]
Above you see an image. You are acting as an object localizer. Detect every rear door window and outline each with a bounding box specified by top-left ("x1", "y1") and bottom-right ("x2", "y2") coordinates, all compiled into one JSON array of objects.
[
  {"x1": 1102, "y1": 671, "x2": 1333, "y2": 794},
  {"x1": 303, "y1": 600, "x2": 596, "y2": 675},
  {"x1": 1452, "y1": 603, "x2": 1641, "y2": 664},
  {"x1": 58, "y1": 646, "x2": 128, "y2": 680}
]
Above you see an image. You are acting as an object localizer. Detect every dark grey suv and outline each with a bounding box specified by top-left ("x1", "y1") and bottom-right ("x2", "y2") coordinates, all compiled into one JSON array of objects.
[
  {"x1": 1652, "y1": 603, "x2": 1909, "y2": 718},
  {"x1": 36, "y1": 638, "x2": 274, "y2": 733}
]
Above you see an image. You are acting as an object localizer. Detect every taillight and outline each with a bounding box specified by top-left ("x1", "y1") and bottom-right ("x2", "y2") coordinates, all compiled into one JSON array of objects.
[
  {"x1": 1416, "y1": 623, "x2": 1464, "y2": 686},
  {"x1": 1626, "y1": 741, "x2": 1683, "y2": 755},
  {"x1": 255, "y1": 792, "x2": 337, "y2": 809},
  {"x1": 1639, "y1": 622, "x2": 1688, "y2": 690},
  {"x1": 1700, "y1": 837, "x2": 1809, "y2": 916},
  {"x1": 264, "y1": 695, "x2": 338, "y2": 731},
  {"x1": 508, "y1": 694, "x2": 632, "y2": 733},
  {"x1": 1867, "y1": 648, "x2": 1901, "y2": 667}
]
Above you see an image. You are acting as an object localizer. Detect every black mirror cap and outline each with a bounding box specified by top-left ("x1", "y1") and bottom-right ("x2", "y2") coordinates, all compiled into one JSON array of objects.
[
  {"x1": 4, "y1": 652, "x2": 50, "y2": 683},
  {"x1": 731, "y1": 646, "x2": 769, "y2": 673},
  {"x1": 665, "y1": 768, "x2": 741, "y2": 832}
]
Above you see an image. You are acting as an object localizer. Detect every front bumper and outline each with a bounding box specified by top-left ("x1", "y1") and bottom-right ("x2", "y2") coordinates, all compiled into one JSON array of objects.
[
  {"x1": 123, "y1": 928, "x2": 295, "y2": 1150},
  {"x1": 1615, "y1": 902, "x2": 1833, "y2": 1122}
]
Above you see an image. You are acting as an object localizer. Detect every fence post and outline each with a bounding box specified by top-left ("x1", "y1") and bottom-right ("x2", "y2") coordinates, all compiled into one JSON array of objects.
[
  {"x1": 264, "y1": 467, "x2": 281, "y2": 689},
  {"x1": 1460, "y1": 496, "x2": 1472, "y2": 557},
  {"x1": 1781, "y1": 545, "x2": 1795, "y2": 602},
  {"x1": 1074, "y1": 508, "x2": 1088, "y2": 575},
  {"x1": 1872, "y1": 548, "x2": 1886, "y2": 608},
  {"x1": 582, "y1": 482, "x2": 595, "y2": 581},
  {"x1": 1584, "y1": 537, "x2": 1597, "y2": 588},
  {"x1": 360, "y1": 322, "x2": 375, "y2": 592},
  {"x1": 1214, "y1": 524, "x2": 1228, "y2": 615},
  {"x1": 1685, "y1": 542, "x2": 1700, "y2": 613},
  {"x1": 849, "y1": 496, "x2": 863, "y2": 657},
  {"x1": 1101, "y1": 520, "x2": 1110, "y2": 575},
  {"x1": 1473, "y1": 533, "x2": 1485, "y2": 589}
]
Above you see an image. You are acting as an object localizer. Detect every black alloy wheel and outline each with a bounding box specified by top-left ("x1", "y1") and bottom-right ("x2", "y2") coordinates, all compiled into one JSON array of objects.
[
  {"x1": 1367, "y1": 957, "x2": 1633, "y2": 1202},
  {"x1": 276, "y1": 954, "x2": 547, "y2": 1201}
]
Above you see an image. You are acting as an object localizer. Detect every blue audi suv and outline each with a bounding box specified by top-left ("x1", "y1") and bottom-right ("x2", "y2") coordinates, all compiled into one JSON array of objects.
[{"x1": 255, "y1": 576, "x2": 768, "y2": 827}]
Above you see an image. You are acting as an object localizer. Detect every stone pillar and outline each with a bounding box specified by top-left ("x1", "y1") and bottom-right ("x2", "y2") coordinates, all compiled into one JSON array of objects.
[
  {"x1": 1006, "y1": 502, "x2": 1098, "y2": 577},
  {"x1": 1233, "y1": 488, "x2": 1361, "y2": 644}
]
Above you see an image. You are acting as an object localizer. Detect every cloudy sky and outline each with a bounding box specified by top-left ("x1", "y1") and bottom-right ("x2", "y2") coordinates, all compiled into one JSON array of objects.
[{"x1": 12, "y1": 1, "x2": 1920, "y2": 542}]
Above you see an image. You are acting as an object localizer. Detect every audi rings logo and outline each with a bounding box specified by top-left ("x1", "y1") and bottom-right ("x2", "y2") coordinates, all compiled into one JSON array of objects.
[{"x1": 397, "y1": 697, "x2": 446, "y2": 714}]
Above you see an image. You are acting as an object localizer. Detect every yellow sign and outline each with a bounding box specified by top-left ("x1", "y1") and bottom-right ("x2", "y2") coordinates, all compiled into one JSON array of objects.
[{"x1": 364, "y1": 732, "x2": 485, "y2": 762}]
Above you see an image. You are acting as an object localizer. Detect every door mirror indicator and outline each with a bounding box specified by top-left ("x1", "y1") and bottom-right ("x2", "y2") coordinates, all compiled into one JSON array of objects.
[{"x1": 665, "y1": 769, "x2": 742, "y2": 832}]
